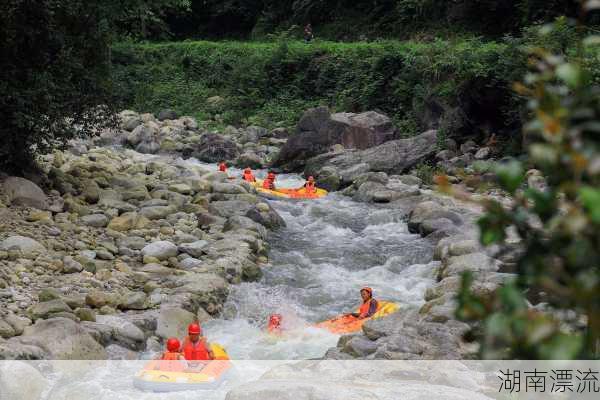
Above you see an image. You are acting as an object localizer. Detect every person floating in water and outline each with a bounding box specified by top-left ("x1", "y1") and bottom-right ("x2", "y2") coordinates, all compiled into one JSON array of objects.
[{"x1": 346, "y1": 287, "x2": 378, "y2": 319}]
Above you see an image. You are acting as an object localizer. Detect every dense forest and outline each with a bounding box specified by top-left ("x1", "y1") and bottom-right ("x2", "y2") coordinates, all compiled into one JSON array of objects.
[{"x1": 126, "y1": 0, "x2": 591, "y2": 40}]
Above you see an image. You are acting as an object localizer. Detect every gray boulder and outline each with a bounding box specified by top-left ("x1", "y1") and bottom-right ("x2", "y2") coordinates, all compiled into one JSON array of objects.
[
  {"x1": 0, "y1": 236, "x2": 45, "y2": 257},
  {"x1": 18, "y1": 317, "x2": 107, "y2": 359},
  {"x1": 81, "y1": 214, "x2": 109, "y2": 228},
  {"x1": 189, "y1": 133, "x2": 239, "y2": 163},
  {"x1": 178, "y1": 240, "x2": 208, "y2": 258},
  {"x1": 0, "y1": 361, "x2": 49, "y2": 400},
  {"x1": 155, "y1": 305, "x2": 196, "y2": 339},
  {"x1": 275, "y1": 107, "x2": 398, "y2": 171},
  {"x1": 141, "y1": 241, "x2": 178, "y2": 261},
  {"x1": 158, "y1": 109, "x2": 178, "y2": 121},
  {"x1": 2, "y1": 177, "x2": 48, "y2": 209}
]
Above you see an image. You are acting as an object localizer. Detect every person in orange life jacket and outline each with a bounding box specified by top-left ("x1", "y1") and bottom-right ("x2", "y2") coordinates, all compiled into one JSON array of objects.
[
  {"x1": 267, "y1": 313, "x2": 283, "y2": 334},
  {"x1": 218, "y1": 162, "x2": 227, "y2": 173},
  {"x1": 181, "y1": 323, "x2": 214, "y2": 361},
  {"x1": 243, "y1": 167, "x2": 256, "y2": 182},
  {"x1": 346, "y1": 287, "x2": 378, "y2": 319},
  {"x1": 262, "y1": 172, "x2": 276, "y2": 190},
  {"x1": 304, "y1": 176, "x2": 316, "y2": 193},
  {"x1": 161, "y1": 337, "x2": 184, "y2": 360}
]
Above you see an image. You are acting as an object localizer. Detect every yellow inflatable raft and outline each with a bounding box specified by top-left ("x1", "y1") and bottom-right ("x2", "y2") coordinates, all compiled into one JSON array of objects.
[
  {"x1": 315, "y1": 301, "x2": 399, "y2": 334},
  {"x1": 253, "y1": 180, "x2": 328, "y2": 200},
  {"x1": 133, "y1": 344, "x2": 231, "y2": 392}
]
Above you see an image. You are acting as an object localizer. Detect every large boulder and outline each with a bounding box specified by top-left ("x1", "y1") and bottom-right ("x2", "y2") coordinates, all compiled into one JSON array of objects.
[
  {"x1": 141, "y1": 241, "x2": 178, "y2": 261},
  {"x1": 0, "y1": 236, "x2": 45, "y2": 258},
  {"x1": 18, "y1": 317, "x2": 107, "y2": 359},
  {"x1": 305, "y1": 130, "x2": 438, "y2": 179},
  {"x1": 2, "y1": 177, "x2": 49, "y2": 209},
  {"x1": 246, "y1": 202, "x2": 286, "y2": 230},
  {"x1": 155, "y1": 305, "x2": 196, "y2": 339},
  {"x1": 274, "y1": 107, "x2": 398, "y2": 171},
  {"x1": 0, "y1": 361, "x2": 49, "y2": 400},
  {"x1": 189, "y1": 133, "x2": 240, "y2": 163}
]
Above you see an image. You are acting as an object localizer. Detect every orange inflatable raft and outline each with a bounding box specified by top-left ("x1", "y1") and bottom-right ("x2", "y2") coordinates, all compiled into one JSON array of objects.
[
  {"x1": 315, "y1": 301, "x2": 399, "y2": 334},
  {"x1": 253, "y1": 179, "x2": 328, "y2": 200},
  {"x1": 133, "y1": 344, "x2": 231, "y2": 392}
]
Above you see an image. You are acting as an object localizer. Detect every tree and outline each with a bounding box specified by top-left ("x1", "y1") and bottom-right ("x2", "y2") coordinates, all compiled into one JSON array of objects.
[{"x1": 453, "y1": 1, "x2": 600, "y2": 359}]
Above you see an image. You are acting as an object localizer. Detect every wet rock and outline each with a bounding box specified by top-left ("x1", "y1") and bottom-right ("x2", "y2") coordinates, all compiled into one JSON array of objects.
[
  {"x1": 81, "y1": 213, "x2": 109, "y2": 228},
  {"x1": 353, "y1": 181, "x2": 386, "y2": 203},
  {"x1": 2, "y1": 176, "x2": 49, "y2": 209},
  {"x1": 155, "y1": 305, "x2": 196, "y2": 339},
  {"x1": 179, "y1": 257, "x2": 203, "y2": 269},
  {"x1": 407, "y1": 201, "x2": 463, "y2": 234},
  {"x1": 18, "y1": 317, "x2": 107, "y2": 359},
  {"x1": 342, "y1": 335, "x2": 379, "y2": 357},
  {"x1": 213, "y1": 182, "x2": 247, "y2": 194},
  {"x1": 316, "y1": 166, "x2": 341, "y2": 191},
  {"x1": 246, "y1": 203, "x2": 286, "y2": 230},
  {"x1": 0, "y1": 361, "x2": 48, "y2": 400},
  {"x1": 141, "y1": 241, "x2": 178, "y2": 261}
]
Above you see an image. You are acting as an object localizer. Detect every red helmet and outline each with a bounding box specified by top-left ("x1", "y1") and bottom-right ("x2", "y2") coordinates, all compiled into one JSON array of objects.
[
  {"x1": 267, "y1": 172, "x2": 276, "y2": 180},
  {"x1": 244, "y1": 167, "x2": 252, "y2": 173},
  {"x1": 269, "y1": 314, "x2": 282, "y2": 323},
  {"x1": 308, "y1": 176, "x2": 315, "y2": 182},
  {"x1": 166, "y1": 337, "x2": 180, "y2": 352},
  {"x1": 360, "y1": 287, "x2": 373, "y2": 297},
  {"x1": 188, "y1": 322, "x2": 202, "y2": 335}
]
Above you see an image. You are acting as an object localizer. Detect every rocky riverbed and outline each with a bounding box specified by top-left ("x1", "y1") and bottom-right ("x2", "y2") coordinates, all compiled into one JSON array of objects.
[
  {"x1": 0, "y1": 106, "x2": 528, "y2": 399},
  {"x1": 0, "y1": 110, "x2": 288, "y2": 360}
]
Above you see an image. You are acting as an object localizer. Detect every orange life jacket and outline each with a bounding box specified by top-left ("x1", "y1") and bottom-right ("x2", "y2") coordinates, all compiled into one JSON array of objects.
[
  {"x1": 305, "y1": 181, "x2": 316, "y2": 193},
  {"x1": 262, "y1": 179, "x2": 274, "y2": 190},
  {"x1": 161, "y1": 352, "x2": 181, "y2": 361},
  {"x1": 358, "y1": 298, "x2": 378, "y2": 319},
  {"x1": 182, "y1": 336, "x2": 211, "y2": 361},
  {"x1": 243, "y1": 172, "x2": 256, "y2": 182}
]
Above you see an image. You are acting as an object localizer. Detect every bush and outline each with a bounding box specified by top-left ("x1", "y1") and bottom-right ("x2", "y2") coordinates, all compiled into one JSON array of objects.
[
  {"x1": 111, "y1": 38, "x2": 525, "y2": 135},
  {"x1": 454, "y1": 8, "x2": 600, "y2": 359}
]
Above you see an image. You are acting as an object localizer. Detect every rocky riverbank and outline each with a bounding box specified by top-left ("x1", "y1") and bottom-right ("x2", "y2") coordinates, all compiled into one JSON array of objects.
[
  {"x1": 0, "y1": 111, "x2": 287, "y2": 360},
  {"x1": 1, "y1": 105, "x2": 524, "y2": 364}
]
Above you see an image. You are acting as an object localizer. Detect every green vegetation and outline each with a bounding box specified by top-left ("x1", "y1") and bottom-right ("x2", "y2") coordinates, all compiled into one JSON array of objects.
[
  {"x1": 455, "y1": 11, "x2": 600, "y2": 359},
  {"x1": 112, "y1": 38, "x2": 525, "y2": 135}
]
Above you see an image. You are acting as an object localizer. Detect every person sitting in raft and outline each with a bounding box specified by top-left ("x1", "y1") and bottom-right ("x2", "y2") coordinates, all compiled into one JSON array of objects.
[
  {"x1": 243, "y1": 167, "x2": 256, "y2": 182},
  {"x1": 182, "y1": 323, "x2": 214, "y2": 363},
  {"x1": 262, "y1": 172, "x2": 276, "y2": 190},
  {"x1": 218, "y1": 162, "x2": 228, "y2": 173},
  {"x1": 267, "y1": 313, "x2": 283, "y2": 335},
  {"x1": 304, "y1": 176, "x2": 316, "y2": 193},
  {"x1": 345, "y1": 287, "x2": 378, "y2": 319},
  {"x1": 161, "y1": 338, "x2": 184, "y2": 360}
]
